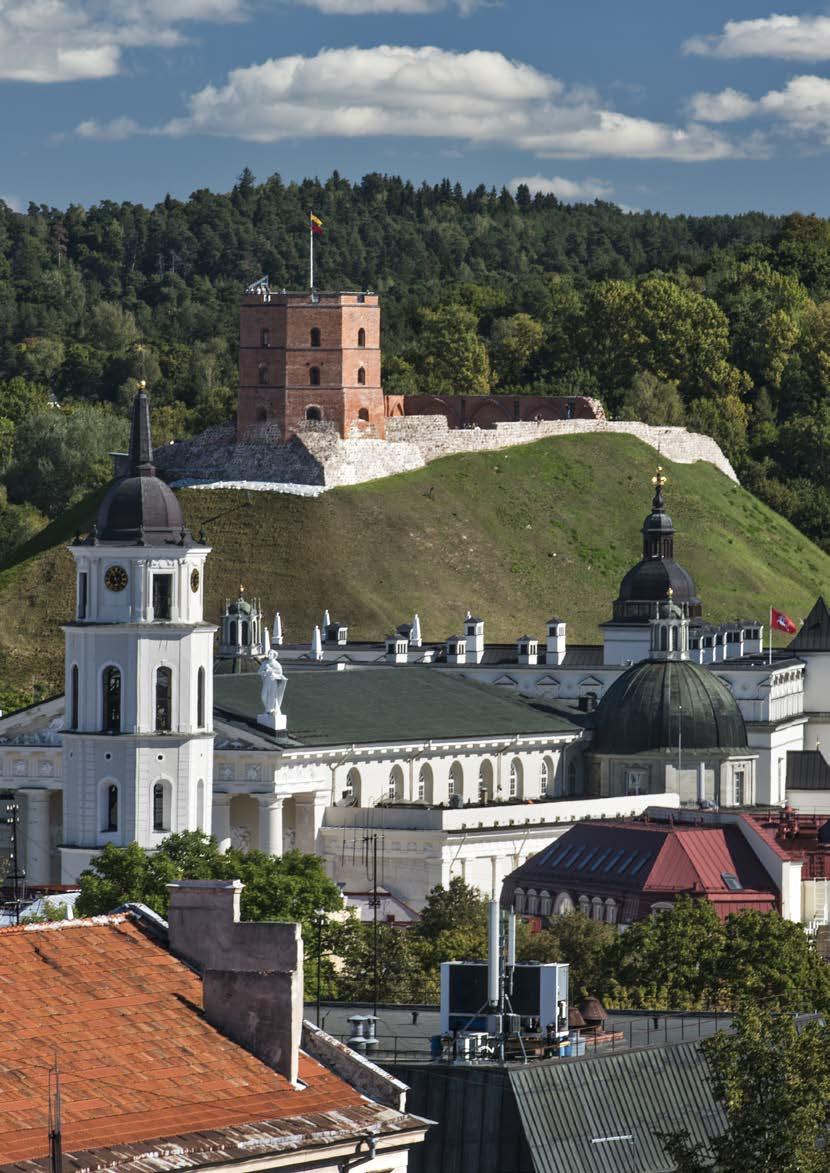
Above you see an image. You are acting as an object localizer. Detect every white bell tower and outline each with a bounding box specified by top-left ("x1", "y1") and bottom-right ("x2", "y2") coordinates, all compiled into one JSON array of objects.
[{"x1": 60, "y1": 387, "x2": 216, "y2": 882}]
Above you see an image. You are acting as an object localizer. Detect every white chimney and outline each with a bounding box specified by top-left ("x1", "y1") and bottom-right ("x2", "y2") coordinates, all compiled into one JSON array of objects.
[
  {"x1": 385, "y1": 634, "x2": 409, "y2": 664},
  {"x1": 411, "y1": 613, "x2": 422, "y2": 648},
  {"x1": 546, "y1": 619, "x2": 566, "y2": 666},
  {"x1": 517, "y1": 636, "x2": 538, "y2": 665},
  {"x1": 272, "y1": 611, "x2": 283, "y2": 646},
  {"x1": 445, "y1": 636, "x2": 467, "y2": 665},
  {"x1": 311, "y1": 625, "x2": 323, "y2": 660},
  {"x1": 465, "y1": 616, "x2": 485, "y2": 664}
]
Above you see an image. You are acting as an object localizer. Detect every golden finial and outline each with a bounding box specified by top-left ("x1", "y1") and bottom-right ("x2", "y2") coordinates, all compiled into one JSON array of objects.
[
  {"x1": 138, "y1": 379, "x2": 146, "y2": 390},
  {"x1": 667, "y1": 587, "x2": 674, "y2": 598},
  {"x1": 652, "y1": 465, "x2": 667, "y2": 489},
  {"x1": 239, "y1": 583, "x2": 245, "y2": 594}
]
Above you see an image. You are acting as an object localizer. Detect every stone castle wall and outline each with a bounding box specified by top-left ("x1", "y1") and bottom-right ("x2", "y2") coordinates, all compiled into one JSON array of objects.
[{"x1": 154, "y1": 414, "x2": 737, "y2": 490}]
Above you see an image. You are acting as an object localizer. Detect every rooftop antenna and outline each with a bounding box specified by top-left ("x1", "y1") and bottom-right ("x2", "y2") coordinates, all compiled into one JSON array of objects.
[{"x1": 48, "y1": 1057, "x2": 62, "y2": 1173}]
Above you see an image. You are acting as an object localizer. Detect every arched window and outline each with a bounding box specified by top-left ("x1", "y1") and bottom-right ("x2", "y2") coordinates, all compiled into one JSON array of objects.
[
  {"x1": 241, "y1": 620, "x2": 250, "y2": 645},
  {"x1": 344, "y1": 768, "x2": 360, "y2": 803},
  {"x1": 71, "y1": 664, "x2": 79, "y2": 730},
  {"x1": 357, "y1": 367, "x2": 366, "y2": 386},
  {"x1": 554, "y1": 892, "x2": 574, "y2": 916},
  {"x1": 578, "y1": 894, "x2": 591, "y2": 917},
  {"x1": 358, "y1": 407, "x2": 369, "y2": 421},
  {"x1": 387, "y1": 766, "x2": 403, "y2": 801},
  {"x1": 592, "y1": 896, "x2": 604, "y2": 922},
  {"x1": 479, "y1": 760, "x2": 494, "y2": 802},
  {"x1": 514, "y1": 888, "x2": 526, "y2": 913},
  {"x1": 102, "y1": 666, "x2": 121, "y2": 734},
  {"x1": 357, "y1": 327, "x2": 366, "y2": 348},
  {"x1": 196, "y1": 779, "x2": 205, "y2": 831},
  {"x1": 526, "y1": 889, "x2": 539, "y2": 915},
  {"x1": 104, "y1": 783, "x2": 118, "y2": 832},
  {"x1": 449, "y1": 761, "x2": 463, "y2": 800},
  {"x1": 538, "y1": 758, "x2": 549, "y2": 796},
  {"x1": 306, "y1": 405, "x2": 322, "y2": 421},
  {"x1": 152, "y1": 781, "x2": 170, "y2": 832},
  {"x1": 509, "y1": 758, "x2": 522, "y2": 800},
  {"x1": 309, "y1": 366, "x2": 320, "y2": 386},
  {"x1": 260, "y1": 328, "x2": 270, "y2": 347},
  {"x1": 605, "y1": 898, "x2": 618, "y2": 926},
  {"x1": 197, "y1": 667, "x2": 205, "y2": 729},
  {"x1": 155, "y1": 667, "x2": 172, "y2": 733},
  {"x1": 258, "y1": 363, "x2": 268, "y2": 385},
  {"x1": 310, "y1": 327, "x2": 321, "y2": 348},
  {"x1": 230, "y1": 620, "x2": 238, "y2": 644},
  {"x1": 417, "y1": 764, "x2": 433, "y2": 803},
  {"x1": 567, "y1": 760, "x2": 578, "y2": 795}
]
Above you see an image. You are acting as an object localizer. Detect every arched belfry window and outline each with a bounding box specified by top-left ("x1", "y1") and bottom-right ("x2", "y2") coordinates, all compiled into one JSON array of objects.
[
  {"x1": 310, "y1": 327, "x2": 321, "y2": 348},
  {"x1": 102, "y1": 666, "x2": 121, "y2": 734},
  {"x1": 71, "y1": 664, "x2": 79, "y2": 730},
  {"x1": 260, "y1": 328, "x2": 270, "y2": 347},
  {"x1": 309, "y1": 366, "x2": 320, "y2": 386},
  {"x1": 197, "y1": 667, "x2": 205, "y2": 729},
  {"x1": 306, "y1": 405, "x2": 322, "y2": 421},
  {"x1": 152, "y1": 781, "x2": 170, "y2": 832},
  {"x1": 258, "y1": 363, "x2": 268, "y2": 385},
  {"x1": 105, "y1": 784, "x2": 118, "y2": 832},
  {"x1": 357, "y1": 367, "x2": 366, "y2": 385},
  {"x1": 155, "y1": 667, "x2": 172, "y2": 733},
  {"x1": 357, "y1": 327, "x2": 366, "y2": 348},
  {"x1": 358, "y1": 407, "x2": 369, "y2": 422}
]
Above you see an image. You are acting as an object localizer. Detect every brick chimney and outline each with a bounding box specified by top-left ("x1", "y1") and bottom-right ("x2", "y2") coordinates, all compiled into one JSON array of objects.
[{"x1": 166, "y1": 880, "x2": 303, "y2": 1084}]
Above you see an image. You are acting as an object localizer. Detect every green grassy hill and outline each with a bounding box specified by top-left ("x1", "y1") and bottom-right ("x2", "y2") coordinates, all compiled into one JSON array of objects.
[{"x1": 1, "y1": 433, "x2": 828, "y2": 706}]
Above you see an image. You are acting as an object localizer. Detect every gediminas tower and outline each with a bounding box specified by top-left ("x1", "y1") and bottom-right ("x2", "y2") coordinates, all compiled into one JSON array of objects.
[{"x1": 237, "y1": 286, "x2": 385, "y2": 441}]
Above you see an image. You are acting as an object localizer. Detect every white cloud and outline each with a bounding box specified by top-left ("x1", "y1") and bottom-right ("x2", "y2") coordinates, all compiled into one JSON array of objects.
[
  {"x1": 687, "y1": 88, "x2": 758, "y2": 123},
  {"x1": 759, "y1": 74, "x2": 830, "y2": 133},
  {"x1": 293, "y1": 0, "x2": 479, "y2": 11},
  {"x1": 509, "y1": 174, "x2": 615, "y2": 201},
  {"x1": 0, "y1": 194, "x2": 23, "y2": 212},
  {"x1": 78, "y1": 44, "x2": 744, "y2": 163},
  {"x1": 685, "y1": 13, "x2": 830, "y2": 61}
]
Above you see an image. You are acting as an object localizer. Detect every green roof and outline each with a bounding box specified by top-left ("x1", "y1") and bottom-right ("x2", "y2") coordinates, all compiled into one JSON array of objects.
[
  {"x1": 213, "y1": 666, "x2": 578, "y2": 748},
  {"x1": 511, "y1": 1041, "x2": 724, "y2": 1173}
]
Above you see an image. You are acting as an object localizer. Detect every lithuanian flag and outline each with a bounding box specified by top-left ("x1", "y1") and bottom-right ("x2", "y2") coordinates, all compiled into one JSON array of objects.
[{"x1": 310, "y1": 212, "x2": 323, "y2": 237}]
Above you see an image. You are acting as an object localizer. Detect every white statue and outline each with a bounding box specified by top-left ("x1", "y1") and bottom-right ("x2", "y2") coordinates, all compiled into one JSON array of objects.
[{"x1": 257, "y1": 650, "x2": 287, "y2": 730}]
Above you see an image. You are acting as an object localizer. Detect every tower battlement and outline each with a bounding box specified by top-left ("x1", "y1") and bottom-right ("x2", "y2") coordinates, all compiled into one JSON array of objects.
[{"x1": 237, "y1": 287, "x2": 384, "y2": 442}]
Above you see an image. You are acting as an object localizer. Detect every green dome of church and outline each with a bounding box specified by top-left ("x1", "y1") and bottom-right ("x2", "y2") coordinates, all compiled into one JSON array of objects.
[{"x1": 591, "y1": 658, "x2": 747, "y2": 756}]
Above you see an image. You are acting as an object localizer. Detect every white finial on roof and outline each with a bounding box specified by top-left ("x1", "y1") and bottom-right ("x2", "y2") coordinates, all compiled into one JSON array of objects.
[
  {"x1": 273, "y1": 611, "x2": 283, "y2": 646},
  {"x1": 311, "y1": 625, "x2": 323, "y2": 660},
  {"x1": 411, "y1": 613, "x2": 422, "y2": 648},
  {"x1": 323, "y1": 609, "x2": 331, "y2": 629},
  {"x1": 262, "y1": 626, "x2": 271, "y2": 655},
  {"x1": 466, "y1": 609, "x2": 472, "y2": 620}
]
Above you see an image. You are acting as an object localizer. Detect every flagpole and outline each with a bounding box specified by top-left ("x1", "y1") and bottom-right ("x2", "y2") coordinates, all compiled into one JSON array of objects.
[
  {"x1": 309, "y1": 210, "x2": 314, "y2": 290},
  {"x1": 769, "y1": 604, "x2": 772, "y2": 667}
]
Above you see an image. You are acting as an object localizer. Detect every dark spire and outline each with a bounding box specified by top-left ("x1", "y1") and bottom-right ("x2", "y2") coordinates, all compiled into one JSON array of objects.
[
  {"x1": 642, "y1": 465, "x2": 674, "y2": 561},
  {"x1": 128, "y1": 382, "x2": 155, "y2": 478}
]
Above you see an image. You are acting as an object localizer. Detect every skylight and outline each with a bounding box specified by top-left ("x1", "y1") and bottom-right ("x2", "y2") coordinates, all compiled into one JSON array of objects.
[{"x1": 721, "y1": 872, "x2": 743, "y2": 891}]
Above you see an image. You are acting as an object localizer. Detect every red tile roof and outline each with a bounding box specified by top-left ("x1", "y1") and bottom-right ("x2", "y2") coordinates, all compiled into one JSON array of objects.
[{"x1": 0, "y1": 915, "x2": 366, "y2": 1164}]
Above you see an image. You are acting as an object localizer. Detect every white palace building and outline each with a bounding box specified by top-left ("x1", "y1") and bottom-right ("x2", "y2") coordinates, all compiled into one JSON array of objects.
[{"x1": 0, "y1": 391, "x2": 827, "y2": 911}]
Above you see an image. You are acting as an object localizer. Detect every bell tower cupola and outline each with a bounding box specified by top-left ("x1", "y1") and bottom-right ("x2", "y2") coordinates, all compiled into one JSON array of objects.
[{"x1": 60, "y1": 385, "x2": 216, "y2": 883}]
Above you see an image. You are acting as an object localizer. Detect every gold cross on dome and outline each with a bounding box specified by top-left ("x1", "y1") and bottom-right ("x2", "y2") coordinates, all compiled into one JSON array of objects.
[{"x1": 652, "y1": 466, "x2": 667, "y2": 489}]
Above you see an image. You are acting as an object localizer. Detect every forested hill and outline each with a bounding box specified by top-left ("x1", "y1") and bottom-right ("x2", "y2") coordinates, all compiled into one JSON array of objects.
[{"x1": 1, "y1": 171, "x2": 830, "y2": 558}]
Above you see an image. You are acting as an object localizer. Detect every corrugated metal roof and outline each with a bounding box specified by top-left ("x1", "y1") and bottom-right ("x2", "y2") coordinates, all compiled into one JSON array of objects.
[{"x1": 510, "y1": 1042, "x2": 725, "y2": 1173}]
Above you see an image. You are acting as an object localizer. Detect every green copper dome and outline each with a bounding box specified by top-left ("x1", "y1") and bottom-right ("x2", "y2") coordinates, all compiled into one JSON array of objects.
[{"x1": 591, "y1": 659, "x2": 747, "y2": 755}]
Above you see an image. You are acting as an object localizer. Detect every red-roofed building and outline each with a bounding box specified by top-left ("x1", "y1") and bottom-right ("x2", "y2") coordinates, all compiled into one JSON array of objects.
[
  {"x1": 501, "y1": 806, "x2": 804, "y2": 928},
  {"x1": 0, "y1": 880, "x2": 429, "y2": 1173}
]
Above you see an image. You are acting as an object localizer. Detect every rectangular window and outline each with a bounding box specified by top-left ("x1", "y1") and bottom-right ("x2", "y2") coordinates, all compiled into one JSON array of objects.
[
  {"x1": 734, "y1": 770, "x2": 745, "y2": 805},
  {"x1": 152, "y1": 574, "x2": 173, "y2": 621},
  {"x1": 78, "y1": 573, "x2": 88, "y2": 620}
]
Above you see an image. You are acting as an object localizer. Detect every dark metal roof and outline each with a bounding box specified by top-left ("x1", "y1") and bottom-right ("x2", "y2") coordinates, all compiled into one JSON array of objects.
[
  {"x1": 787, "y1": 749, "x2": 830, "y2": 790},
  {"x1": 213, "y1": 666, "x2": 580, "y2": 748},
  {"x1": 92, "y1": 390, "x2": 192, "y2": 547},
  {"x1": 510, "y1": 1042, "x2": 725, "y2": 1173},
  {"x1": 591, "y1": 658, "x2": 747, "y2": 755},
  {"x1": 789, "y1": 596, "x2": 830, "y2": 652}
]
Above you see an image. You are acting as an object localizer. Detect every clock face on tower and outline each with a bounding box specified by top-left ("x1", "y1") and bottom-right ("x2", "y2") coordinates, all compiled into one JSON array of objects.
[
  {"x1": 104, "y1": 565, "x2": 128, "y2": 592},
  {"x1": 191, "y1": 568, "x2": 200, "y2": 593}
]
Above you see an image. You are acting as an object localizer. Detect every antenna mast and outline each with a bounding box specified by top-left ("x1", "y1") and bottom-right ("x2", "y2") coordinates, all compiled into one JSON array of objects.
[{"x1": 48, "y1": 1059, "x2": 62, "y2": 1173}]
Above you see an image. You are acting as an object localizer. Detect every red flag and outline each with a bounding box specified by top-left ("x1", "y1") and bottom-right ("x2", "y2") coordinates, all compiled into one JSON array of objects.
[{"x1": 771, "y1": 608, "x2": 797, "y2": 635}]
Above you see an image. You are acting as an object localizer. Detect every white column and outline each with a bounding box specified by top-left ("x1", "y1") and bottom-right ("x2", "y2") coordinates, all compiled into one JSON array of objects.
[
  {"x1": 258, "y1": 795, "x2": 284, "y2": 856},
  {"x1": 20, "y1": 789, "x2": 52, "y2": 885},
  {"x1": 294, "y1": 790, "x2": 328, "y2": 854},
  {"x1": 212, "y1": 792, "x2": 232, "y2": 853}
]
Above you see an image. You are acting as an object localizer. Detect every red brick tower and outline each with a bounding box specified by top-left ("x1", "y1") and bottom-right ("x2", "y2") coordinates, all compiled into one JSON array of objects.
[{"x1": 237, "y1": 287, "x2": 385, "y2": 441}]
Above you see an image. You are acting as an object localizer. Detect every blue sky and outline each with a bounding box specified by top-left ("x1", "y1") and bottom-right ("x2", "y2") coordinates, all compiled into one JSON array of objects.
[{"x1": 4, "y1": 0, "x2": 830, "y2": 215}]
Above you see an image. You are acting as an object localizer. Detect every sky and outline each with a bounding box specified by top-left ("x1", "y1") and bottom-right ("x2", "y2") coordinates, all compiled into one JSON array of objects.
[{"x1": 4, "y1": 1, "x2": 830, "y2": 216}]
